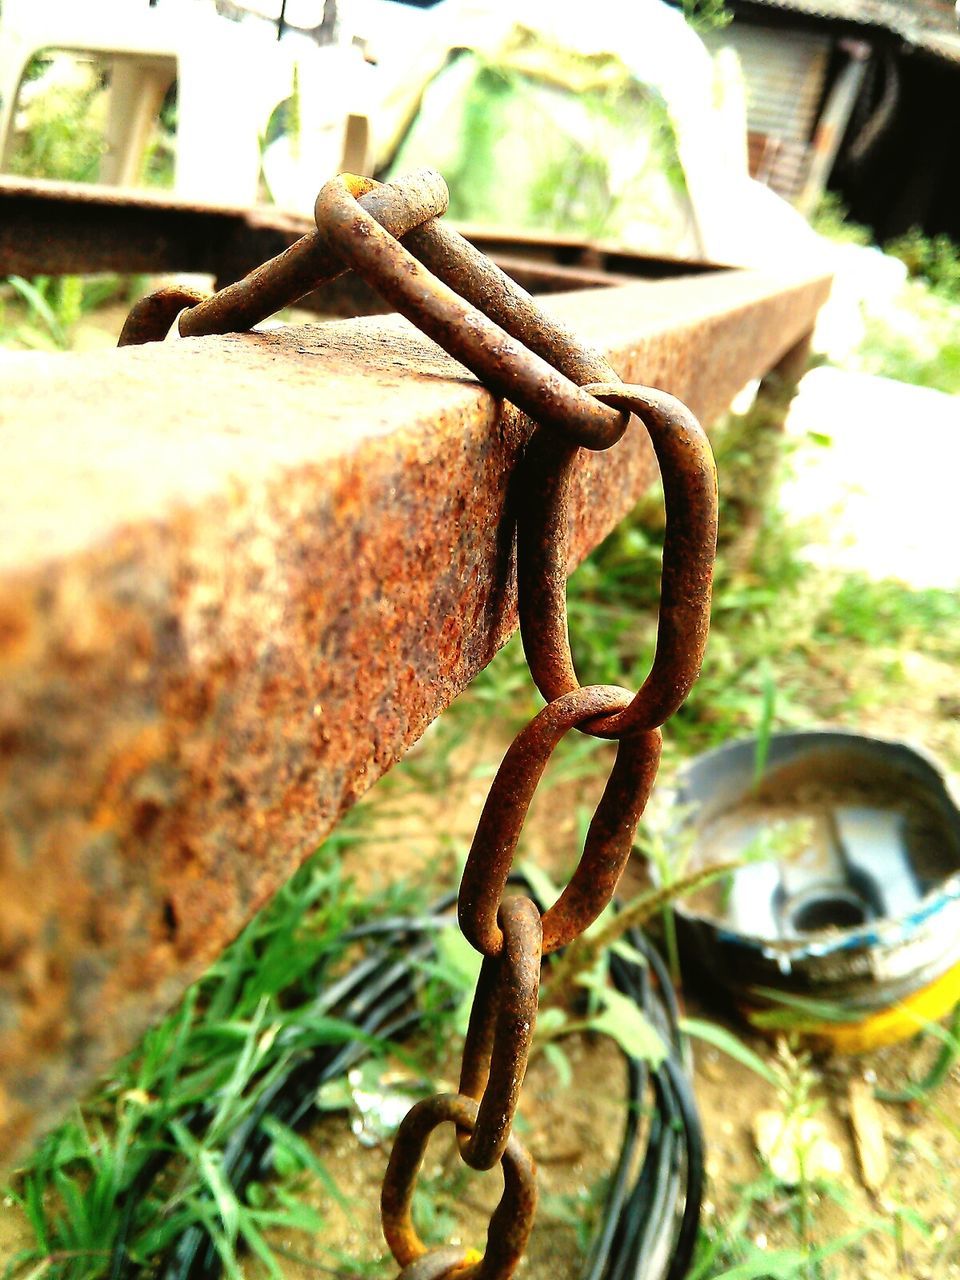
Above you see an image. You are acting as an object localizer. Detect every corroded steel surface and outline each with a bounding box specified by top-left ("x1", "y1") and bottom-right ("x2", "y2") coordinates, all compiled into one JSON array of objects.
[
  {"x1": 0, "y1": 264, "x2": 830, "y2": 1165},
  {"x1": 0, "y1": 175, "x2": 308, "y2": 278}
]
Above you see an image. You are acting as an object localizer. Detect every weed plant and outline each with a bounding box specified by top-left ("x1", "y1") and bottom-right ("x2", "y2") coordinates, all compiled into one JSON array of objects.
[
  {"x1": 1, "y1": 275, "x2": 129, "y2": 351},
  {"x1": 3, "y1": 828, "x2": 449, "y2": 1280}
]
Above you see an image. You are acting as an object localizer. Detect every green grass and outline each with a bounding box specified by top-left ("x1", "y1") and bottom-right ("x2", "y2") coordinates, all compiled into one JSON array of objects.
[
  {"x1": 854, "y1": 290, "x2": 960, "y2": 396},
  {"x1": 3, "y1": 823, "x2": 446, "y2": 1280},
  {"x1": 818, "y1": 575, "x2": 960, "y2": 659},
  {"x1": 1, "y1": 274, "x2": 129, "y2": 351}
]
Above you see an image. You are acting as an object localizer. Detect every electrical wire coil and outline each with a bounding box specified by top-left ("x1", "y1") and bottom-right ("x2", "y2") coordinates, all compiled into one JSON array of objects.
[{"x1": 110, "y1": 882, "x2": 703, "y2": 1280}]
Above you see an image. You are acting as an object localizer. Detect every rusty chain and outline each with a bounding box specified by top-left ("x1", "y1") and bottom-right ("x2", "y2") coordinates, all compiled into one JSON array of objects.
[
  {"x1": 120, "y1": 169, "x2": 717, "y2": 1279},
  {"x1": 117, "y1": 170, "x2": 450, "y2": 345}
]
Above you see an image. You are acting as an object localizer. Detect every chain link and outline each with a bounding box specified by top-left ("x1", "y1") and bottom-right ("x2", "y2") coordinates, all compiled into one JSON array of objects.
[
  {"x1": 517, "y1": 383, "x2": 718, "y2": 738},
  {"x1": 381, "y1": 1094, "x2": 538, "y2": 1280},
  {"x1": 120, "y1": 169, "x2": 718, "y2": 1280},
  {"x1": 396, "y1": 1248, "x2": 478, "y2": 1280},
  {"x1": 456, "y1": 894, "x2": 541, "y2": 1170},
  {"x1": 315, "y1": 175, "x2": 630, "y2": 448},
  {"x1": 117, "y1": 170, "x2": 449, "y2": 346},
  {"x1": 458, "y1": 687, "x2": 662, "y2": 958}
]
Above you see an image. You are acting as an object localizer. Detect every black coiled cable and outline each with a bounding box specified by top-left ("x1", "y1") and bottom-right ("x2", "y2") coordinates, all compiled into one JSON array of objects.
[{"x1": 110, "y1": 884, "x2": 703, "y2": 1280}]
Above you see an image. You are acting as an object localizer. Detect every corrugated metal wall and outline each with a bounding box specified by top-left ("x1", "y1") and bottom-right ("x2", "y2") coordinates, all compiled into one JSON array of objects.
[{"x1": 705, "y1": 24, "x2": 831, "y2": 201}]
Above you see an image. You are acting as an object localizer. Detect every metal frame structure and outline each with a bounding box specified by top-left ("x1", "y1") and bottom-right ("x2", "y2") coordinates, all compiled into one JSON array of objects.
[{"x1": 0, "y1": 177, "x2": 830, "y2": 1164}]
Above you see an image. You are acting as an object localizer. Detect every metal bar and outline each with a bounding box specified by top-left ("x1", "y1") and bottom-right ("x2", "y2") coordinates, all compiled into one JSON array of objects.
[
  {"x1": 0, "y1": 175, "x2": 309, "y2": 278},
  {"x1": 0, "y1": 176, "x2": 727, "y2": 284},
  {"x1": 0, "y1": 261, "x2": 830, "y2": 1165}
]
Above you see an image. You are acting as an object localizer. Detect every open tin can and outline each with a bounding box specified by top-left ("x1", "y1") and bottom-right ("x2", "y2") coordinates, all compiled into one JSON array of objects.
[{"x1": 670, "y1": 730, "x2": 960, "y2": 1051}]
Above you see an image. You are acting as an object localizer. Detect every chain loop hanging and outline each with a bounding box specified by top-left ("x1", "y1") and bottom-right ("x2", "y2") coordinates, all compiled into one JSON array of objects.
[
  {"x1": 458, "y1": 687, "x2": 662, "y2": 958},
  {"x1": 517, "y1": 384, "x2": 718, "y2": 738},
  {"x1": 456, "y1": 894, "x2": 542, "y2": 1170},
  {"x1": 119, "y1": 168, "x2": 718, "y2": 1280},
  {"x1": 381, "y1": 1094, "x2": 538, "y2": 1280}
]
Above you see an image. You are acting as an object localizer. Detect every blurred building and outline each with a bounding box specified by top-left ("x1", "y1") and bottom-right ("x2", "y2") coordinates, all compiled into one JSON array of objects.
[{"x1": 698, "y1": 0, "x2": 960, "y2": 240}]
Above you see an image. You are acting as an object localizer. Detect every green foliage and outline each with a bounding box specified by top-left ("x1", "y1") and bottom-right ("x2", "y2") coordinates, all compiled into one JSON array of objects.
[
  {"x1": 390, "y1": 49, "x2": 687, "y2": 242},
  {"x1": 7, "y1": 52, "x2": 175, "y2": 191},
  {"x1": 681, "y1": 0, "x2": 732, "y2": 31},
  {"x1": 692, "y1": 1217, "x2": 892, "y2": 1280},
  {"x1": 539, "y1": 1179, "x2": 609, "y2": 1254},
  {"x1": 814, "y1": 211, "x2": 960, "y2": 396},
  {"x1": 418, "y1": 924, "x2": 483, "y2": 1042},
  {"x1": 7, "y1": 56, "x2": 106, "y2": 183},
  {"x1": 444, "y1": 61, "x2": 516, "y2": 222},
  {"x1": 885, "y1": 227, "x2": 960, "y2": 304},
  {"x1": 548, "y1": 975, "x2": 669, "y2": 1067},
  {"x1": 411, "y1": 1162, "x2": 470, "y2": 1248},
  {"x1": 4, "y1": 824, "x2": 432, "y2": 1279},
  {"x1": 2, "y1": 274, "x2": 125, "y2": 350},
  {"x1": 819, "y1": 575, "x2": 960, "y2": 659},
  {"x1": 875, "y1": 1003, "x2": 960, "y2": 1105},
  {"x1": 856, "y1": 306, "x2": 960, "y2": 396},
  {"x1": 809, "y1": 193, "x2": 872, "y2": 247},
  {"x1": 681, "y1": 1017, "x2": 780, "y2": 1089}
]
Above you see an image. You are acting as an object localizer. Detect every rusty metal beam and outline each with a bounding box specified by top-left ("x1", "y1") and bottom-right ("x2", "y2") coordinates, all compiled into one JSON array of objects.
[
  {"x1": 0, "y1": 261, "x2": 830, "y2": 1166},
  {"x1": 0, "y1": 175, "x2": 727, "y2": 290},
  {"x1": 0, "y1": 175, "x2": 309, "y2": 279}
]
